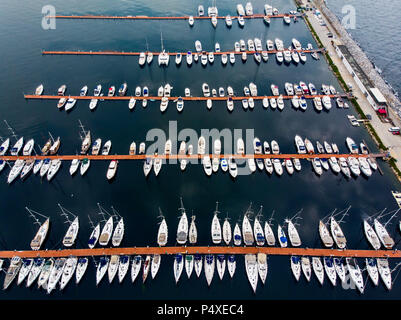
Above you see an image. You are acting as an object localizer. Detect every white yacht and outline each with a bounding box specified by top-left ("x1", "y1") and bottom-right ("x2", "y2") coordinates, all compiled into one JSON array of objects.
[
  {"x1": 37, "y1": 258, "x2": 54, "y2": 289},
  {"x1": 143, "y1": 157, "x2": 153, "y2": 177},
  {"x1": 194, "y1": 254, "x2": 203, "y2": 278},
  {"x1": 173, "y1": 254, "x2": 184, "y2": 284},
  {"x1": 323, "y1": 257, "x2": 337, "y2": 286},
  {"x1": 287, "y1": 219, "x2": 301, "y2": 246},
  {"x1": 319, "y1": 220, "x2": 334, "y2": 247},
  {"x1": 26, "y1": 257, "x2": 45, "y2": 288},
  {"x1": 245, "y1": 254, "x2": 258, "y2": 293},
  {"x1": 186, "y1": 51, "x2": 193, "y2": 65},
  {"x1": 365, "y1": 257, "x2": 379, "y2": 286},
  {"x1": 158, "y1": 50, "x2": 170, "y2": 66},
  {"x1": 99, "y1": 216, "x2": 114, "y2": 246},
  {"x1": 47, "y1": 258, "x2": 66, "y2": 293},
  {"x1": 30, "y1": 217, "x2": 50, "y2": 251},
  {"x1": 295, "y1": 135, "x2": 306, "y2": 154},
  {"x1": 301, "y1": 257, "x2": 312, "y2": 282},
  {"x1": 203, "y1": 155, "x2": 212, "y2": 176},
  {"x1": 151, "y1": 255, "x2": 161, "y2": 280},
  {"x1": 242, "y1": 213, "x2": 254, "y2": 246},
  {"x1": 60, "y1": 256, "x2": 77, "y2": 290},
  {"x1": 88, "y1": 223, "x2": 100, "y2": 249},
  {"x1": 222, "y1": 218, "x2": 232, "y2": 245},
  {"x1": 205, "y1": 254, "x2": 215, "y2": 286},
  {"x1": 257, "y1": 253, "x2": 268, "y2": 284},
  {"x1": 47, "y1": 159, "x2": 61, "y2": 181},
  {"x1": 374, "y1": 219, "x2": 394, "y2": 249},
  {"x1": 264, "y1": 221, "x2": 275, "y2": 246},
  {"x1": 312, "y1": 257, "x2": 325, "y2": 285},
  {"x1": 211, "y1": 205, "x2": 222, "y2": 244},
  {"x1": 216, "y1": 255, "x2": 225, "y2": 280},
  {"x1": 334, "y1": 258, "x2": 346, "y2": 283},
  {"x1": 62, "y1": 216, "x2": 79, "y2": 247},
  {"x1": 17, "y1": 258, "x2": 33, "y2": 285},
  {"x1": 76, "y1": 257, "x2": 89, "y2": 284},
  {"x1": 346, "y1": 258, "x2": 364, "y2": 294},
  {"x1": 272, "y1": 159, "x2": 283, "y2": 176},
  {"x1": 254, "y1": 216, "x2": 265, "y2": 246},
  {"x1": 131, "y1": 256, "x2": 142, "y2": 283},
  {"x1": 112, "y1": 217, "x2": 124, "y2": 247},
  {"x1": 227, "y1": 255, "x2": 236, "y2": 278},
  {"x1": 363, "y1": 220, "x2": 381, "y2": 250},
  {"x1": 116, "y1": 256, "x2": 129, "y2": 283},
  {"x1": 330, "y1": 216, "x2": 347, "y2": 249},
  {"x1": 188, "y1": 15, "x2": 194, "y2": 26},
  {"x1": 142, "y1": 255, "x2": 151, "y2": 283},
  {"x1": 290, "y1": 256, "x2": 301, "y2": 281},
  {"x1": 377, "y1": 258, "x2": 392, "y2": 290},
  {"x1": 176, "y1": 200, "x2": 189, "y2": 245},
  {"x1": 96, "y1": 256, "x2": 109, "y2": 286},
  {"x1": 233, "y1": 223, "x2": 242, "y2": 246},
  {"x1": 157, "y1": 216, "x2": 168, "y2": 246},
  {"x1": 277, "y1": 225, "x2": 288, "y2": 247},
  {"x1": 228, "y1": 157, "x2": 238, "y2": 178}
]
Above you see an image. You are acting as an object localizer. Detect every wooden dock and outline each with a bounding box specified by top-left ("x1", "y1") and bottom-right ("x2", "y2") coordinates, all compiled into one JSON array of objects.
[
  {"x1": 0, "y1": 153, "x2": 386, "y2": 162},
  {"x1": 42, "y1": 48, "x2": 324, "y2": 56},
  {"x1": 24, "y1": 93, "x2": 347, "y2": 101},
  {"x1": 50, "y1": 13, "x2": 301, "y2": 21},
  {"x1": 1, "y1": 246, "x2": 399, "y2": 259}
]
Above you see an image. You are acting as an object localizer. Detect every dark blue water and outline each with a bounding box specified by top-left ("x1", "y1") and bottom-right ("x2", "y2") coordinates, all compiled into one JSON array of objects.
[
  {"x1": 327, "y1": 0, "x2": 401, "y2": 98},
  {"x1": 0, "y1": 0, "x2": 400, "y2": 300}
]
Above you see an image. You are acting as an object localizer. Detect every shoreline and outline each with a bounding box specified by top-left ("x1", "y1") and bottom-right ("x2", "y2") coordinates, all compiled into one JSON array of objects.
[{"x1": 297, "y1": 0, "x2": 401, "y2": 181}]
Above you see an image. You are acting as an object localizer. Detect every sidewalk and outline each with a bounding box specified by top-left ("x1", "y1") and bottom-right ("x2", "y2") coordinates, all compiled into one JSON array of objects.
[{"x1": 303, "y1": 1, "x2": 401, "y2": 173}]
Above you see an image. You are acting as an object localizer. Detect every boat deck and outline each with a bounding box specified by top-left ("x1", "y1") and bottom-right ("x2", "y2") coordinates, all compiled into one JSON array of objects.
[
  {"x1": 0, "y1": 153, "x2": 386, "y2": 161},
  {"x1": 50, "y1": 14, "x2": 301, "y2": 21},
  {"x1": 0, "y1": 246, "x2": 399, "y2": 259},
  {"x1": 41, "y1": 48, "x2": 324, "y2": 56}
]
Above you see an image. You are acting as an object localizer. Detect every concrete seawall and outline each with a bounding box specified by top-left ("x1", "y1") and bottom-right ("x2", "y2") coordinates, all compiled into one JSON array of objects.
[{"x1": 315, "y1": 0, "x2": 401, "y2": 114}]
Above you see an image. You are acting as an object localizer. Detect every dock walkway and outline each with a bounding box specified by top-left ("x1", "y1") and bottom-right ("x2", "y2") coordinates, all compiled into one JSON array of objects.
[{"x1": 1, "y1": 246, "x2": 399, "y2": 259}]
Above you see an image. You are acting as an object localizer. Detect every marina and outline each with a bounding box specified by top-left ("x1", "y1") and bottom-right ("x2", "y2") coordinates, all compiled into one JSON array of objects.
[{"x1": 1, "y1": 0, "x2": 401, "y2": 300}]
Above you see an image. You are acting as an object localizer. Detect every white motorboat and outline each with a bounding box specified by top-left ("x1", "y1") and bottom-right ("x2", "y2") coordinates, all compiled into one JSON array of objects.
[
  {"x1": 39, "y1": 158, "x2": 51, "y2": 178},
  {"x1": 211, "y1": 16, "x2": 217, "y2": 28},
  {"x1": 186, "y1": 51, "x2": 193, "y2": 66},
  {"x1": 201, "y1": 52, "x2": 208, "y2": 66},
  {"x1": 158, "y1": 50, "x2": 170, "y2": 66},
  {"x1": 330, "y1": 217, "x2": 347, "y2": 249},
  {"x1": 322, "y1": 96, "x2": 332, "y2": 110},
  {"x1": 0, "y1": 138, "x2": 10, "y2": 156},
  {"x1": 194, "y1": 254, "x2": 203, "y2": 278},
  {"x1": 377, "y1": 258, "x2": 392, "y2": 290},
  {"x1": 62, "y1": 216, "x2": 79, "y2": 247},
  {"x1": 339, "y1": 157, "x2": 351, "y2": 178},
  {"x1": 301, "y1": 257, "x2": 312, "y2": 282},
  {"x1": 312, "y1": 158, "x2": 323, "y2": 175},
  {"x1": 238, "y1": 15, "x2": 245, "y2": 27},
  {"x1": 293, "y1": 158, "x2": 302, "y2": 171},
  {"x1": 57, "y1": 84, "x2": 66, "y2": 96},
  {"x1": 295, "y1": 135, "x2": 306, "y2": 154},
  {"x1": 363, "y1": 220, "x2": 381, "y2": 250},
  {"x1": 10, "y1": 137, "x2": 24, "y2": 156},
  {"x1": 312, "y1": 257, "x2": 325, "y2": 285},
  {"x1": 131, "y1": 256, "x2": 142, "y2": 283},
  {"x1": 245, "y1": 254, "x2": 258, "y2": 293},
  {"x1": 138, "y1": 52, "x2": 146, "y2": 66},
  {"x1": 347, "y1": 157, "x2": 360, "y2": 176},
  {"x1": 118, "y1": 255, "x2": 130, "y2": 283},
  {"x1": 359, "y1": 157, "x2": 372, "y2": 177},
  {"x1": 60, "y1": 256, "x2": 77, "y2": 290},
  {"x1": 346, "y1": 258, "x2": 364, "y2": 294},
  {"x1": 22, "y1": 139, "x2": 34, "y2": 156},
  {"x1": 290, "y1": 256, "x2": 301, "y2": 281},
  {"x1": 328, "y1": 157, "x2": 341, "y2": 174},
  {"x1": 374, "y1": 219, "x2": 394, "y2": 249},
  {"x1": 323, "y1": 257, "x2": 337, "y2": 286},
  {"x1": 57, "y1": 97, "x2": 67, "y2": 109},
  {"x1": 89, "y1": 99, "x2": 98, "y2": 110},
  {"x1": 319, "y1": 220, "x2": 334, "y2": 247},
  {"x1": 198, "y1": 5, "x2": 204, "y2": 16},
  {"x1": 96, "y1": 256, "x2": 109, "y2": 286},
  {"x1": 143, "y1": 157, "x2": 153, "y2": 177},
  {"x1": 64, "y1": 97, "x2": 76, "y2": 111},
  {"x1": 175, "y1": 53, "x2": 182, "y2": 65},
  {"x1": 225, "y1": 15, "x2": 232, "y2": 27},
  {"x1": 262, "y1": 97, "x2": 269, "y2": 108},
  {"x1": 233, "y1": 223, "x2": 242, "y2": 246},
  {"x1": 99, "y1": 216, "x2": 114, "y2": 246},
  {"x1": 151, "y1": 255, "x2": 161, "y2": 280},
  {"x1": 102, "y1": 140, "x2": 112, "y2": 155},
  {"x1": 153, "y1": 155, "x2": 162, "y2": 176},
  {"x1": 173, "y1": 254, "x2": 184, "y2": 284},
  {"x1": 229, "y1": 52, "x2": 236, "y2": 64},
  {"x1": 20, "y1": 159, "x2": 34, "y2": 180},
  {"x1": 346, "y1": 137, "x2": 359, "y2": 154},
  {"x1": 273, "y1": 159, "x2": 283, "y2": 176},
  {"x1": 202, "y1": 83, "x2": 210, "y2": 97},
  {"x1": 365, "y1": 257, "x2": 379, "y2": 286},
  {"x1": 188, "y1": 15, "x2": 194, "y2": 26},
  {"x1": 160, "y1": 96, "x2": 169, "y2": 112}
]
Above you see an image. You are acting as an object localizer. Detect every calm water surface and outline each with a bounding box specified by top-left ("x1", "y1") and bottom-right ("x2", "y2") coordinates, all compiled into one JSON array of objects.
[{"x1": 0, "y1": 0, "x2": 400, "y2": 300}]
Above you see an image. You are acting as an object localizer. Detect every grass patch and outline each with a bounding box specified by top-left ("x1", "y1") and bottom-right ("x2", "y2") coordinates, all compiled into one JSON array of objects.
[{"x1": 388, "y1": 157, "x2": 401, "y2": 178}]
